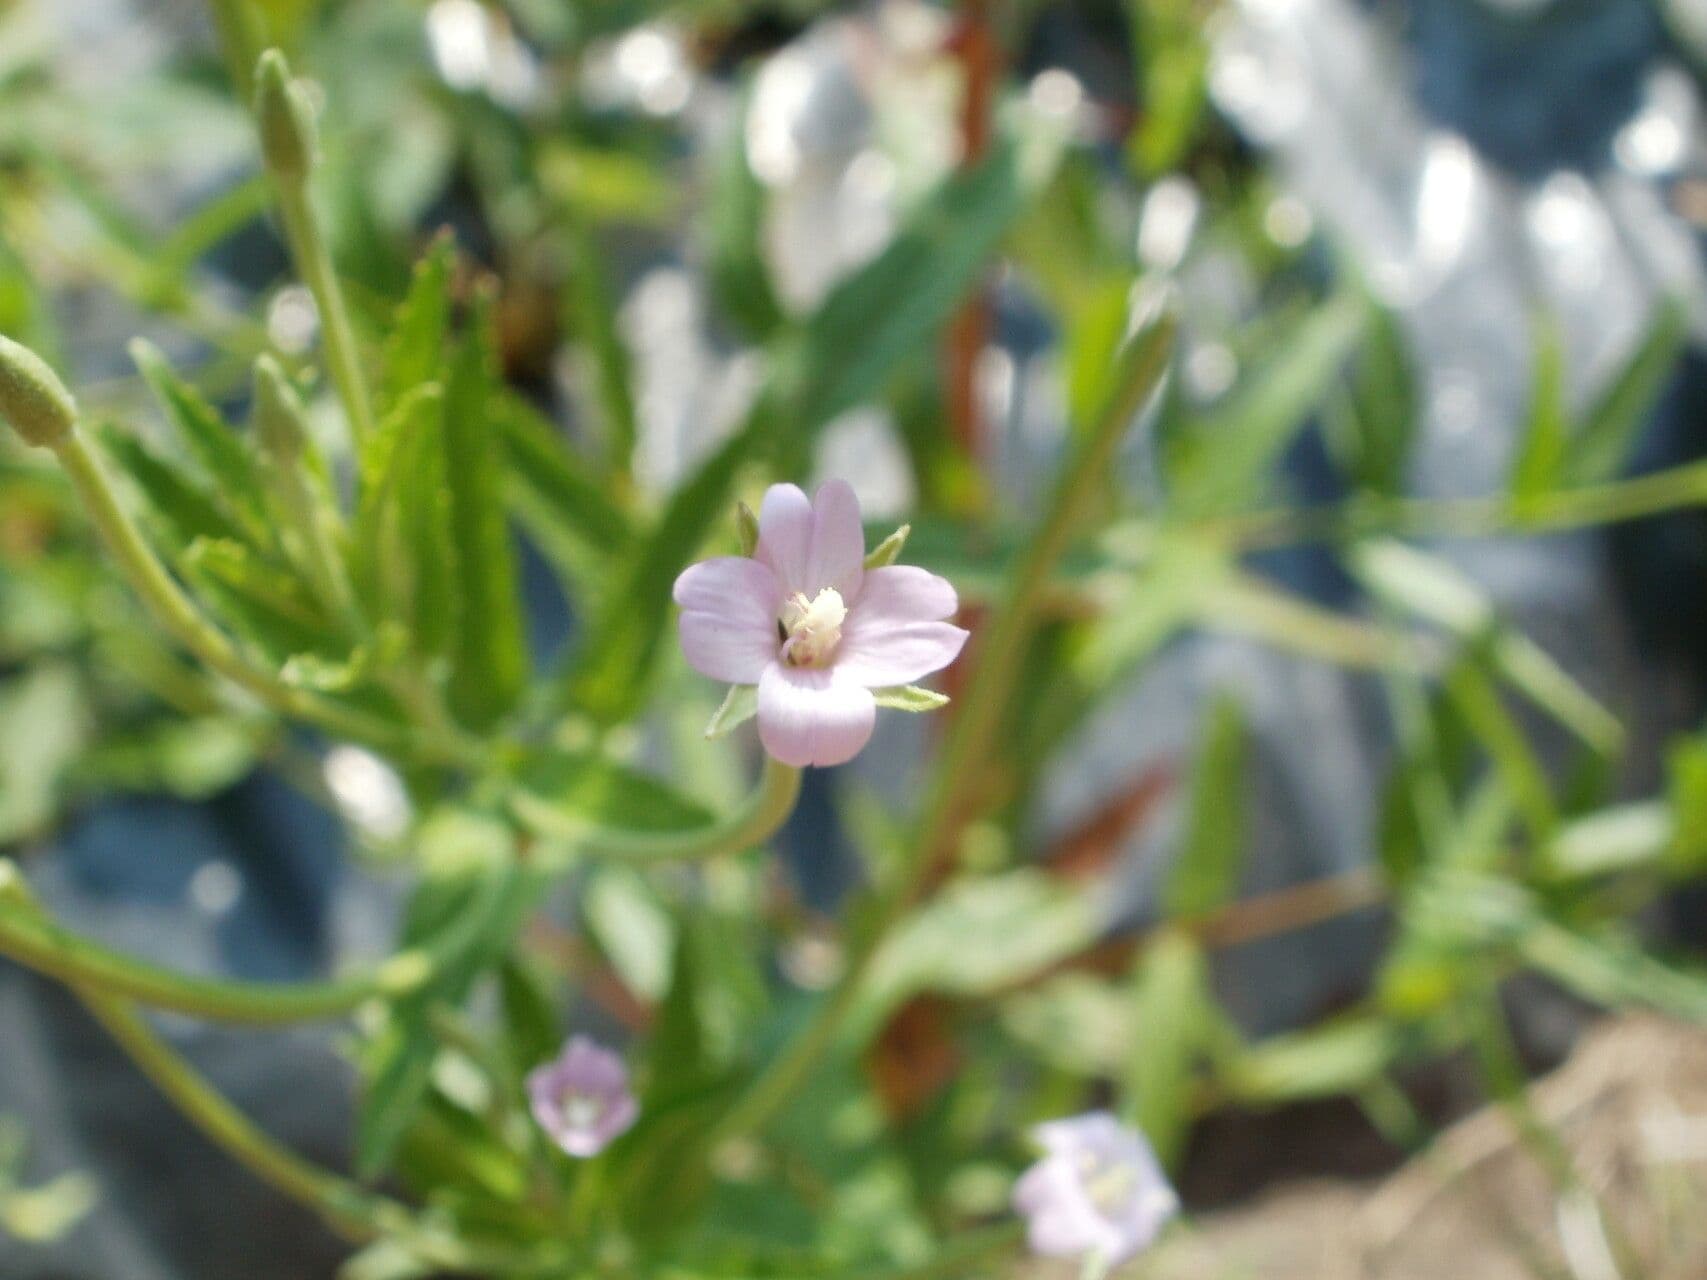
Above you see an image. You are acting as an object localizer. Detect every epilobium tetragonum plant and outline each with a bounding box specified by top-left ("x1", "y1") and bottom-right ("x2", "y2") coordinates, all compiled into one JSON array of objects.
[{"x1": 1, "y1": 14, "x2": 1706, "y2": 1280}]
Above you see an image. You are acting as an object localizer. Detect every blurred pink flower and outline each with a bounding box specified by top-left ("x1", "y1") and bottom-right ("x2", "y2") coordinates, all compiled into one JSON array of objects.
[
  {"x1": 1012, "y1": 1112, "x2": 1179, "y2": 1265},
  {"x1": 526, "y1": 1036, "x2": 638, "y2": 1157},
  {"x1": 673, "y1": 481, "x2": 967, "y2": 767}
]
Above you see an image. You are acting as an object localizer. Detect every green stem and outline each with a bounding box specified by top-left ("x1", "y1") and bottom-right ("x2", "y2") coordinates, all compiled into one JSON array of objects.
[
  {"x1": 718, "y1": 308, "x2": 1178, "y2": 1142},
  {"x1": 512, "y1": 756, "x2": 803, "y2": 864},
  {"x1": 273, "y1": 178, "x2": 376, "y2": 448},
  {"x1": 51, "y1": 429, "x2": 478, "y2": 766},
  {"x1": 0, "y1": 885, "x2": 421, "y2": 1023},
  {"x1": 206, "y1": 0, "x2": 266, "y2": 100},
  {"x1": 79, "y1": 990, "x2": 381, "y2": 1238}
]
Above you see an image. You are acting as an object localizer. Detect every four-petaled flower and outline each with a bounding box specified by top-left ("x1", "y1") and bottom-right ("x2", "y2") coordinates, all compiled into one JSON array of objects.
[
  {"x1": 526, "y1": 1036, "x2": 639, "y2": 1158},
  {"x1": 1012, "y1": 1112, "x2": 1179, "y2": 1265},
  {"x1": 673, "y1": 481, "x2": 968, "y2": 768}
]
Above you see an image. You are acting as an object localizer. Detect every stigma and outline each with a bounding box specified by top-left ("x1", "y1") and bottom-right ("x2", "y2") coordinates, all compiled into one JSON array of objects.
[{"x1": 780, "y1": 588, "x2": 847, "y2": 667}]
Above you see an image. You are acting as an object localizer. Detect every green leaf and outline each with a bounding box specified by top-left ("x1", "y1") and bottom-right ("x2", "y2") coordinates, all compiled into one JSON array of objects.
[
  {"x1": 128, "y1": 339, "x2": 268, "y2": 534},
  {"x1": 180, "y1": 537, "x2": 335, "y2": 662},
  {"x1": 1224, "y1": 1016, "x2": 1402, "y2": 1103},
  {"x1": 380, "y1": 233, "x2": 455, "y2": 412},
  {"x1": 1566, "y1": 298, "x2": 1687, "y2": 484},
  {"x1": 1166, "y1": 694, "x2": 1248, "y2": 917},
  {"x1": 1509, "y1": 314, "x2": 1568, "y2": 500},
  {"x1": 1169, "y1": 293, "x2": 1365, "y2": 514},
  {"x1": 507, "y1": 748, "x2": 713, "y2": 843},
  {"x1": 704, "y1": 684, "x2": 758, "y2": 738},
  {"x1": 862, "y1": 870, "x2": 1100, "y2": 1035},
  {"x1": 583, "y1": 866, "x2": 675, "y2": 1001},
  {"x1": 1075, "y1": 537, "x2": 1230, "y2": 688},
  {"x1": 707, "y1": 86, "x2": 784, "y2": 341},
  {"x1": 355, "y1": 385, "x2": 454, "y2": 658},
  {"x1": 1122, "y1": 929, "x2": 1214, "y2": 1168},
  {"x1": 1325, "y1": 297, "x2": 1417, "y2": 494},
  {"x1": 871, "y1": 685, "x2": 950, "y2": 712},
  {"x1": 1352, "y1": 540, "x2": 1622, "y2": 756},
  {"x1": 769, "y1": 137, "x2": 1045, "y2": 444},
  {"x1": 96, "y1": 422, "x2": 251, "y2": 553},
  {"x1": 0, "y1": 665, "x2": 88, "y2": 843},
  {"x1": 567, "y1": 425, "x2": 754, "y2": 724},
  {"x1": 496, "y1": 394, "x2": 634, "y2": 569},
  {"x1": 562, "y1": 215, "x2": 639, "y2": 472},
  {"x1": 442, "y1": 310, "x2": 528, "y2": 729},
  {"x1": 356, "y1": 857, "x2": 537, "y2": 1178}
]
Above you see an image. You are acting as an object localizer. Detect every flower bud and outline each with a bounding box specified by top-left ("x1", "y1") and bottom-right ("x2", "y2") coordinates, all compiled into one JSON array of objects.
[
  {"x1": 0, "y1": 334, "x2": 77, "y2": 448},
  {"x1": 254, "y1": 50, "x2": 318, "y2": 183},
  {"x1": 252, "y1": 355, "x2": 307, "y2": 466}
]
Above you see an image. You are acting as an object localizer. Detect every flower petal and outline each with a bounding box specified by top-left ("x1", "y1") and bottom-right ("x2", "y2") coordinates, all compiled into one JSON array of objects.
[
  {"x1": 851, "y1": 564, "x2": 958, "y2": 622},
  {"x1": 673, "y1": 556, "x2": 782, "y2": 683},
  {"x1": 806, "y1": 479, "x2": 865, "y2": 597},
  {"x1": 755, "y1": 483, "x2": 814, "y2": 595},
  {"x1": 757, "y1": 663, "x2": 876, "y2": 768},
  {"x1": 834, "y1": 620, "x2": 968, "y2": 688}
]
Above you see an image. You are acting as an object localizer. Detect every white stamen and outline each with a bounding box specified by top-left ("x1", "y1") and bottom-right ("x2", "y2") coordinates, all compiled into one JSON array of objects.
[{"x1": 780, "y1": 588, "x2": 847, "y2": 667}]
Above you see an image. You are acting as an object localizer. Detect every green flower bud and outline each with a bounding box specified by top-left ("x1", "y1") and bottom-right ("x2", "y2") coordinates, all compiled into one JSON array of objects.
[
  {"x1": 254, "y1": 49, "x2": 318, "y2": 183},
  {"x1": 0, "y1": 334, "x2": 77, "y2": 448},
  {"x1": 252, "y1": 355, "x2": 307, "y2": 466}
]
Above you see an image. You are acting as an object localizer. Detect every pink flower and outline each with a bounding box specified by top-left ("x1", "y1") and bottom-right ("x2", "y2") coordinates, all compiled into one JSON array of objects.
[
  {"x1": 526, "y1": 1036, "x2": 639, "y2": 1157},
  {"x1": 1012, "y1": 1112, "x2": 1179, "y2": 1265},
  {"x1": 672, "y1": 481, "x2": 968, "y2": 768}
]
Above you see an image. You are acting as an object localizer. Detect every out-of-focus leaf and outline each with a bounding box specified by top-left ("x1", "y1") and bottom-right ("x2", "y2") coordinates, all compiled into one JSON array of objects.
[
  {"x1": 1352, "y1": 540, "x2": 1622, "y2": 756},
  {"x1": 1326, "y1": 296, "x2": 1417, "y2": 495},
  {"x1": 0, "y1": 665, "x2": 88, "y2": 843},
  {"x1": 1166, "y1": 694, "x2": 1248, "y2": 918},
  {"x1": 0, "y1": 1116, "x2": 96, "y2": 1244},
  {"x1": 768, "y1": 137, "x2": 1045, "y2": 448},
  {"x1": 1123, "y1": 929, "x2": 1215, "y2": 1168},
  {"x1": 861, "y1": 870, "x2": 1100, "y2": 1034},
  {"x1": 1544, "y1": 800, "x2": 1673, "y2": 881},
  {"x1": 129, "y1": 339, "x2": 268, "y2": 535},
  {"x1": 507, "y1": 749, "x2": 712, "y2": 844},
  {"x1": 355, "y1": 385, "x2": 454, "y2": 658},
  {"x1": 566, "y1": 426, "x2": 753, "y2": 724},
  {"x1": 1128, "y1": 0, "x2": 1210, "y2": 176},
  {"x1": 1168, "y1": 292, "x2": 1364, "y2": 514},
  {"x1": 1075, "y1": 537, "x2": 1230, "y2": 688},
  {"x1": 1566, "y1": 298, "x2": 1687, "y2": 484},
  {"x1": 380, "y1": 234, "x2": 454, "y2": 412},
  {"x1": 496, "y1": 395, "x2": 634, "y2": 568},
  {"x1": 583, "y1": 866, "x2": 675, "y2": 1002},
  {"x1": 1509, "y1": 315, "x2": 1568, "y2": 500},
  {"x1": 707, "y1": 87, "x2": 783, "y2": 341},
  {"x1": 180, "y1": 536, "x2": 333, "y2": 663},
  {"x1": 96, "y1": 423, "x2": 250, "y2": 553},
  {"x1": 561, "y1": 216, "x2": 639, "y2": 473},
  {"x1": 441, "y1": 310, "x2": 528, "y2": 729},
  {"x1": 357, "y1": 856, "x2": 536, "y2": 1178},
  {"x1": 1223, "y1": 1016, "x2": 1403, "y2": 1104}
]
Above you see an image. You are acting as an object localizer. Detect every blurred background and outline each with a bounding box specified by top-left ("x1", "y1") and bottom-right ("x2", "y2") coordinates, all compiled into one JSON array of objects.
[{"x1": 4, "y1": 0, "x2": 1707, "y2": 1277}]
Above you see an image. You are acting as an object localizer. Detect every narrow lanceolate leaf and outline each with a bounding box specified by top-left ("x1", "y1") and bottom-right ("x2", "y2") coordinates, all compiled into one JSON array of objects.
[
  {"x1": 129, "y1": 339, "x2": 269, "y2": 535},
  {"x1": 704, "y1": 684, "x2": 758, "y2": 738},
  {"x1": 1168, "y1": 292, "x2": 1366, "y2": 515},
  {"x1": 496, "y1": 395, "x2": 634, "y2": 568},
  {"x1": 568, "y1": 425, "x2": 755, "y2": 725},
  {"x1": 1166, "y1": 694, "x2": 1248, "y2": 918},
  {"x1": 1509, "y1": 314, "x2": 1568, "y2": 500},
  {"x1": 769, "y1": 139, "x2": 1042, "y2": 443},
  {"x1": 357, "y1": 860, "x2": 537, "y2": 1178},
  {"x1": 380, "y1": 233, "x2": 455, "y2": 413},
  {"x1": 442, "y1": 310, "x2": 528, "y2": 729},
  {"x1": 871, "y1": 685, "x2": 949, "y2": 712},
  {"x1": 1566, "y1": 297, "x2": 1688, "y2": 485},
  {"x1": 355, "y1": 385, "x2": 454, "y2": 658},
  {"x1": 1122, "y1": 929, "x2": 1214, "y2": 1169},
  {"x1": 706, "y1": 85, "x2": 784, "y2": 342},
  {"x1": 96, "y1": 423, "x2": 251, "y2": 554},
  {"x1": 180, "y1": 537, "x2": 334, "y2": 663},
  {"x1": 562, "y1": 215, "x2": 639, "y2": 473}
]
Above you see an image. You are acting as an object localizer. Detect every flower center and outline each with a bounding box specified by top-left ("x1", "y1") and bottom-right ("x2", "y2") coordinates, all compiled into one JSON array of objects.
[
  {"x1": 1076, "y1": 1150, "x2": 1139, "y2": 1216},
  {"x1": 779, "y1": 588, "x2": 847, "y2": 668},
  {"x1": 560, "y1": 1092, "x2": 604, "y2": 1131}
]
